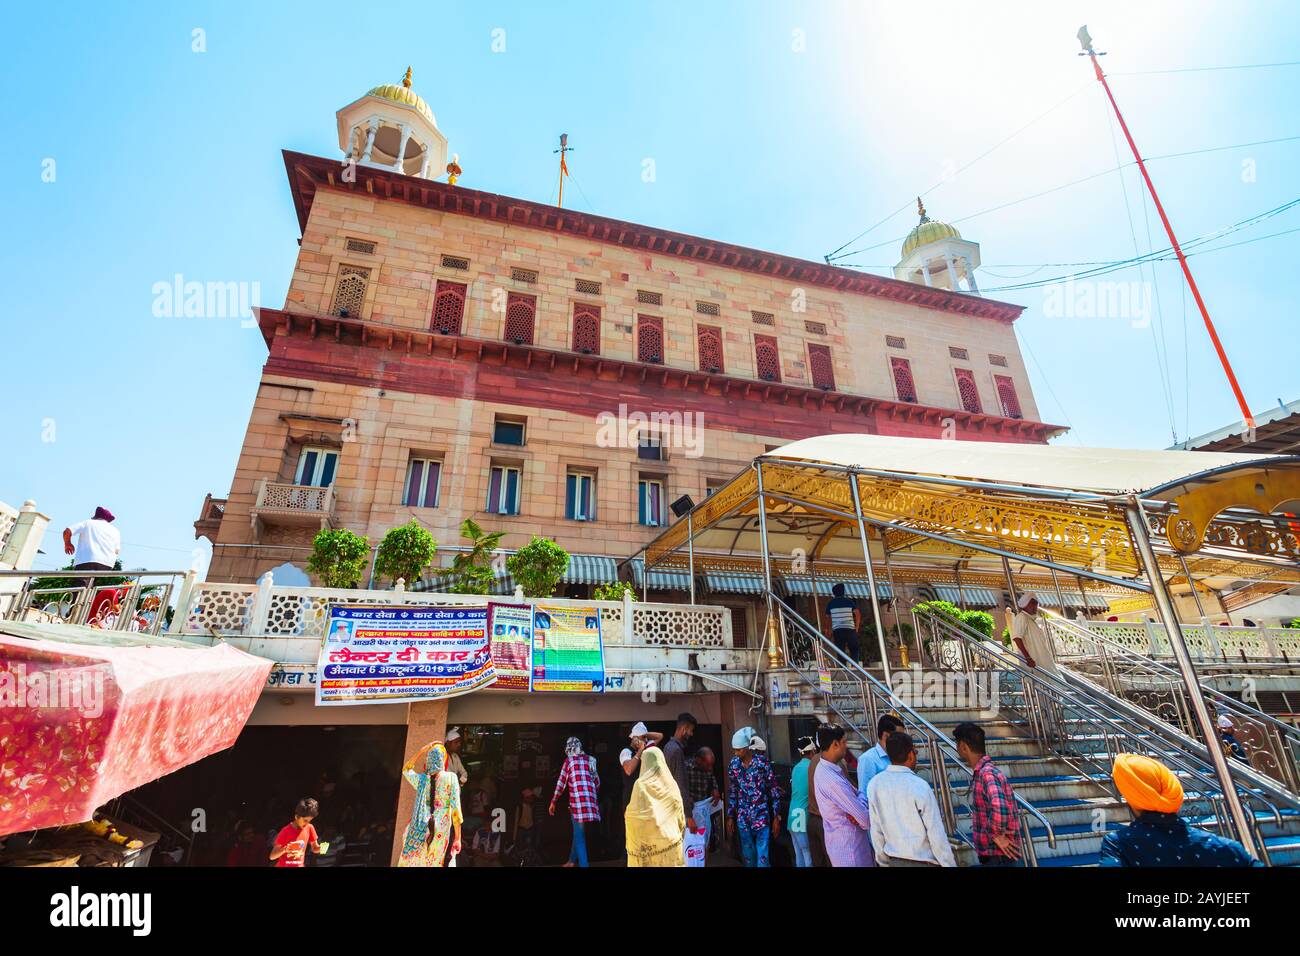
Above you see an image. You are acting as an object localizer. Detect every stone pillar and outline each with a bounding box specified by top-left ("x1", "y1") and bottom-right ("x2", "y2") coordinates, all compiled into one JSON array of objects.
[
  {"x1": 394, "y1": 124, "x2": 413, "y2": 174},
  {"x1": 389, "y1": 699, "x2": 450, "y2": 866},
  {"x1": 0, "y1": 500, "x2": 49, "y2": 568},
  {"x1": 963, "y1": 256, "x2": 979, "y2": 294},
  {"x1": 360, "y1": 117, "x2": 379, "y2": 163},
  {"x1": 944, "y1": 254, "x2": 959, "y2": 292}
]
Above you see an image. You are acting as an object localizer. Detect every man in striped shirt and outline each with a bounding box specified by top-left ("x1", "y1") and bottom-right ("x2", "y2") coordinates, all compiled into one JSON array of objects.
[{"x1": 954, "y1": 722, "x2": 1021, "y2": 866}]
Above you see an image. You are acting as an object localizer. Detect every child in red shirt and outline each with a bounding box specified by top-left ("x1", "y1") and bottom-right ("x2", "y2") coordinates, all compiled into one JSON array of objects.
[{"x1": 270, "y1": 798, "x2": 323, "y2": 868}]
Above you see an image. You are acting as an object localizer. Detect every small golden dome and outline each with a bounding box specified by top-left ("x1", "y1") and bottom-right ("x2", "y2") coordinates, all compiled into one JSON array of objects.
[
  {"x1": 365, "y1": 68, "x2": 435, "y2": 126},
  {"x1": 901, "y1": 197, "x2": 961, "y2": 258}
]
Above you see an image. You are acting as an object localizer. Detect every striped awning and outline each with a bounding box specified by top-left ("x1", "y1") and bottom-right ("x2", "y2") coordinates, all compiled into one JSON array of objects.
[
  {"x1": 782, "y1": 576, "x2": 892, "y2": 600},
  {"x1": 1035, "y1": 590, "x2": 1099, "y2": 610},
  {"x1": 629, "y1": 559, "x2": 693, "y2": 592},
  {"x1": 563, "y1": 554, "x2": 620, "y2": 585},
  {"x1": 703, "y1": 572, "x2": 767, "y2": 595},
  {"x1": 414, "y1": 563, "x2": 515, "y2": 595},
  {"x1": 933, "y1": 586, "x2": 1002, "y2": 607}
]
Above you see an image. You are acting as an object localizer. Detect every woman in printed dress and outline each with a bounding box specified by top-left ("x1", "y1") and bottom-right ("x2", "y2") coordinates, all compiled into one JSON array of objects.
[{"x1": 398, "y1": 741, "x2": 463, "y2": 867}]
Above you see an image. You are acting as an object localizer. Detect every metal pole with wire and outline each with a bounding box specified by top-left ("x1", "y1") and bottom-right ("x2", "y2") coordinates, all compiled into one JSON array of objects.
[{"x1": 1078, "y1": 25, "x2": 1255, "y2": 431}]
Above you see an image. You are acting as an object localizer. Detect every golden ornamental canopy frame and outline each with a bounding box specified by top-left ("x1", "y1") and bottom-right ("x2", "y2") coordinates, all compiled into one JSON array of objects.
[{"x1": 631, "y1": 433, "x2": 1300, "y2": 860}]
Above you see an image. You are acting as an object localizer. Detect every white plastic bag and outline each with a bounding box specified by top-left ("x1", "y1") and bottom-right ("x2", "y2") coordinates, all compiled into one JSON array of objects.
[{"x1": 684, "y1": 827, "x2": 707, "y2": 867}]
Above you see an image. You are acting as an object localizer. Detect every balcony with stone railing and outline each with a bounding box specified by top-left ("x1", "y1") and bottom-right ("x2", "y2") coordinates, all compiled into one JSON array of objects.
[
  {"x1": 249, "y1": 479, "x2": 334, "y2": 540},
  {"x1": 170, "y1": 571, "x2": 760, "y2": 697},
  {"x1": 193, "y1": 493, "x2": 227, "y2": 541}
]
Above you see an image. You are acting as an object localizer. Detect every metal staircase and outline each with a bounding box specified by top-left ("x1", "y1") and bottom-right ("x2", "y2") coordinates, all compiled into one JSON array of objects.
[{"x1": 774, "y1": 593, "x2": 1300, "y2": 866}]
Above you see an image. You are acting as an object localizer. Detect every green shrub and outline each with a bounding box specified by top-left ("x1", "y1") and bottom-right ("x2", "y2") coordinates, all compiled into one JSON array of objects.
[
  {"x1": 374, "y1": 520, "x2": 438, "y2": 587},
  {"x1": 594, "y1": 581, "x2": 637, "y2": 602},
  {"x1": 306, "y1": 528, "x2": 370, "y2": 589},
  {"x1": 507, "y1": 536, "x2": 571, "y2": 598}
]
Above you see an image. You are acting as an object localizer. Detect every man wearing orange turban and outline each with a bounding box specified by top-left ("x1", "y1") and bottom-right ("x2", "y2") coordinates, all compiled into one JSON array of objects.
[{"x1": 1100, "y1": 753, "x2": 1260, "y2": 867}]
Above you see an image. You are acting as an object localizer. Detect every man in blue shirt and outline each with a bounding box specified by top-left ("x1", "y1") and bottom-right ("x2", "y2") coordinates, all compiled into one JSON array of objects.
[
  {"x1": 1100, "y1": 752, "x2": 1261, "y2": 867},
  {"x1": 858, "y1": 713, "x2": 904, "y2": 801},
  {"x1": 825, "y1": 583, "x2": 861, "y2": 662}
]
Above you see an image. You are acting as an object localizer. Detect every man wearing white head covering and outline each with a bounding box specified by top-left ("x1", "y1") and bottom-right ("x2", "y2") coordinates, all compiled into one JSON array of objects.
[
  {"x1": 619, "y1": 721, "x2": 664, "y2": 812},
  {"x1": 445, "y1": 727, "x2": 469, "y2": 785},
  {"x1": 1011, "y1": 593, "x2": 1058, "y2": 677}
]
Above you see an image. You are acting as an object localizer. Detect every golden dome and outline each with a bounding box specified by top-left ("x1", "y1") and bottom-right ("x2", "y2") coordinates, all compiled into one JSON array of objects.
[
  {"x1": 366, "y1": 67, "x2": 436, "y2": 126},
  {"x1": 901, "y1": 197, "x2": 960, "y2": 258}
]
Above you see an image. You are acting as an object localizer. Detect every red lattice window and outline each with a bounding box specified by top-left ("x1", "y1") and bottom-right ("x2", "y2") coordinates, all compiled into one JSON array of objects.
[
  {"x1": 430, "y1": 280, "x2": 466, "y2": 334},
  {"x1": 995, "y1": 374, "x2": 1023, "y2": 419},
  {"x1": 754, "y1": 334, "x2": 781, "y2": 382},
  {"x1": 504, "y1": 292, "x2": 536, "y2": 345},
  {"x1": 954, "y1": 368, "x2": 982, "y2": 413},
  {"x1": 891, "y1": 356, "x2": 917, "y2": 403},
  {"x1": 637, "y1": 315, "x2": 664, "y2": 363},
  {"x1": 808, "y1": 344, "x2": 835, "y2": 390},
  {"x1": 572, "y1": 303, "x2": 601, "y2": 354},
  {"x1": 697, "y1": 325, "x2": 725, "y2": 373}
]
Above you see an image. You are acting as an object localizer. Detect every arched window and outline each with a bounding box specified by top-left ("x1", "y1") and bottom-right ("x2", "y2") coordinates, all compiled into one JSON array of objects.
[
  {"x1": 697, "y1": 325, "x2": 725, "y2": 373},
  {"x1": 891, "y1": 357, "x2": 917, "y2": 403},
  {"x1": 572, "y1": 303, "x2": 601, "y2": 354},
  {"x1": 331, "y1": 266, "x2": 370, "y2": 318},
  {"x1": 994, "y1": 374, "x2": 1023, "y2": 419},
  {"x1": 637, "y1": 315, "x2": 664, "y2": 363},
  {"x1": 954, "y1": 368, "x2": 982, "y2": 413},
  {"x1": 754, "y1": 334, "x2": 781, "y2": 382},
  {"x1": 504, "y1": 292, "x2": 536, "y2": 345},
  {"x1": 808, "y1": 344, "x2": 835, "y2": 390},
  {"x1": 431, "y1": 280, "x2": 467, "y2": 334}
]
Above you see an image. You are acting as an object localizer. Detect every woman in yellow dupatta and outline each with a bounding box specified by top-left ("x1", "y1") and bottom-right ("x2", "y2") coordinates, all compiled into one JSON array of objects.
[{"x1": 625, "y1": 746, "x2": 686, "y2": 867}]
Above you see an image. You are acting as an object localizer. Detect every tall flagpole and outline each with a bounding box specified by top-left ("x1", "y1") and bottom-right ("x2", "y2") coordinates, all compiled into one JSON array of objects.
[
  {"x1": 1077, "y1": 26, "x2": 1255, "y2": 432},
  {"x1": 554, "y1": 133, "x2": 572, "y2": 208}
]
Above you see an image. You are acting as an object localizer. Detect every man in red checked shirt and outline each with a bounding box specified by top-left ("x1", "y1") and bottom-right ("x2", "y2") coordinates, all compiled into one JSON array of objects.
[
  {"x1": 269, "y1": 798, "x2": 324, "y2": 868},
  {"x1": 954, "y1": 723, "x2": 1021, "y2": 866},
  {"x1": 549, "y1": 736, "x2": 600, "y2": 867}
]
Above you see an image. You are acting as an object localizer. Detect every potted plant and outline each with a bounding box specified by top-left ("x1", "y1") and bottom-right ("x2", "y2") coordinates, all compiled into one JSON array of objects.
[
  {"x1": 374, "y1": 520, "x2": 438, "y2": 588},
  {"x1": 506, "y1": 536, "x2": 570, "y2": 598},
  {"x1": 447, "y1": 518, "x2": 506, "y2": 595},
  {"x1": 306, "y1": 528, "x2": 370, "y2": 589}
]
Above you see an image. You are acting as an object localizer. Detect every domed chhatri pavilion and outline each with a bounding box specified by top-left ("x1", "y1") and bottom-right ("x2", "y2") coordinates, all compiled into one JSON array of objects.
[
  {"x1": 336, "y1": 67, "x2": 449, "y2": 179},
  {"x1": 893, "y1": 198, "x2": 982, "y2": 294}
]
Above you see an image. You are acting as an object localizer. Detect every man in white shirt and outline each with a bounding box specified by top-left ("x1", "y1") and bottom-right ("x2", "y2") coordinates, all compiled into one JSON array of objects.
[
  {"x1": 866, "y1": 731, "x2": 957, "y2": 867},
  {"x1": 445, "y1": 727, "x2": 470, "y2": 786},
  {"x1": 63, "y1": 507, "x2": 121, "y2": 575},
  {"x1": 1011, "y1": 592, "x2": 1058, "y2": 676}
]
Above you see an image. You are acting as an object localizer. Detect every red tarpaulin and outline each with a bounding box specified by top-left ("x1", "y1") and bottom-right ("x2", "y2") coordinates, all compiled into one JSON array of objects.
[{"x1": 0, "y1": 627, "x2": 272, "y2": 835}]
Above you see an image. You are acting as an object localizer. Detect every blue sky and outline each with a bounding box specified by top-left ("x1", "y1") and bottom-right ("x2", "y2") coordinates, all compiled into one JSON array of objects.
[{"x1": 2, "y1": 1, "x2": 1297, "y2": 574}]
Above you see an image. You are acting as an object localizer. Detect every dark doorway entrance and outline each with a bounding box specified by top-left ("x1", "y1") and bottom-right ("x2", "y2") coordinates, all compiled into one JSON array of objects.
[
  {"x1": 455, "y1": 718, "x2": 723, "y2": 866},
  {"x1": 127, "y1": 724, "x2": 405, "y2": 867}
]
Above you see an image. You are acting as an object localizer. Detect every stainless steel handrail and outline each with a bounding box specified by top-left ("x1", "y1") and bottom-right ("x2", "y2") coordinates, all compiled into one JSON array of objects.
[
  {"x1": 1046, "y1": 613, "x2": 1300, "y2": 795},
  {"x1": 771, "y1": 594, "x2": 1057, "y2": 864},
  {"x1": 906, "y1": 601, "x2": 1288, "y2": 861},
  {"x1": 0, "y1": 569, "x2": 186, "y2": 636}
]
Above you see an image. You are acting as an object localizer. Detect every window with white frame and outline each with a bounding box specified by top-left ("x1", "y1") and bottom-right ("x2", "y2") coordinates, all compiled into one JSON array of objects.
[
  {"x1": 565, "y1": 470, "x2": 596, "y2": 521},
  {"x1": 638, "y1": 477, "x2": 666, "y2": 527},
  {"x1": 403, "y1": 456, "x2": 442, "y2": 508},
  {"x1": 295, "y1": 447, "x2": 339, "y2": 487},
  {"x1": 487, "y1": 464, "x2": 522, "y2": 515}
]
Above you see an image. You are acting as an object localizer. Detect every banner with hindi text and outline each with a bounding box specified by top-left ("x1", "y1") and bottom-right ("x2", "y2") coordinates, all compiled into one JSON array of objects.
[{"x1": 315, "y1": 605, "x2": 494, "y2": 706}]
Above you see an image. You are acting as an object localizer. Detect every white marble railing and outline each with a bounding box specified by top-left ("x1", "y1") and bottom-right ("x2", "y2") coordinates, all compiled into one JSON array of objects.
[
  {"x1": 172, "y1": 573, "x2": 733, "y2": 649},
  {"x1": 1051, "y1": 618, "x2": 1300, "y2": 661}
]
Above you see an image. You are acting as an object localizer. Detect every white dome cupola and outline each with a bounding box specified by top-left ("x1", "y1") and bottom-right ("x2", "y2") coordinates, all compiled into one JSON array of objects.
[
  {"x1": 336, "y1": 67, "x2": 449, "y2": 181},
  {"x1": 893, "y1": 198, "x2": 981, "y2": 294}
]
